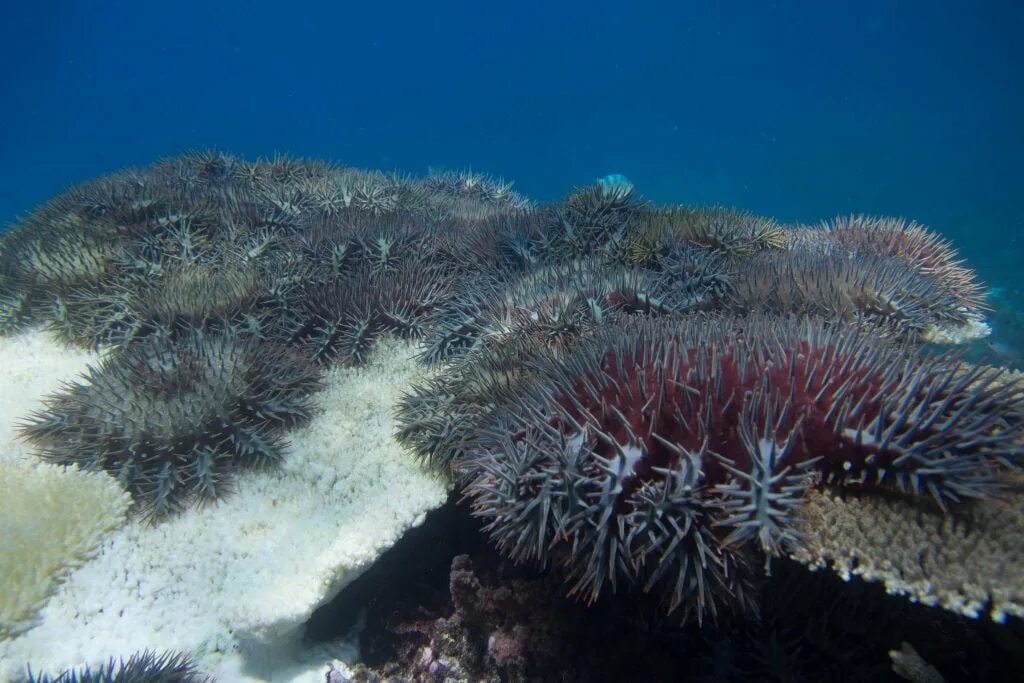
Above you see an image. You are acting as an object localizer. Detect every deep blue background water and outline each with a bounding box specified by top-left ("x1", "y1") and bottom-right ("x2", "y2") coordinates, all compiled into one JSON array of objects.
[{"x1": 2, "y1": 1, "x2": 1022, "y2": 336}]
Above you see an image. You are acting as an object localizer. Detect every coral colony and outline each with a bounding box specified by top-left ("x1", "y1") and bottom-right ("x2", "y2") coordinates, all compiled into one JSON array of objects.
[{"x1": 1, "y1": 153, "x2": 1021, "y2": 676}]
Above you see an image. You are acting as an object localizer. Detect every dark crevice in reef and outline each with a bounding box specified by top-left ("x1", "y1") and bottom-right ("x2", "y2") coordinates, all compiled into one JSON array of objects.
[
  {"x1": 302, "y1": 493, "x2": 1024, "y2": 683},
  {"x1": 304, "y1": 494, "x2": 490, "y2": 642}
]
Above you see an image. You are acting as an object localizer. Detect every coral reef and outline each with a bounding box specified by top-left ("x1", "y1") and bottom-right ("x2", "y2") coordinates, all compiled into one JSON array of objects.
[
  {"x1": 385, "y1": 171, "x2": 1007, "y2": 628},
  {"x1": 0, "y1": 152, "x2": 532, "y2": 520},
  {"x1": 0, "y1": 154, "x2": 1017, "y2": 678},
  {"x1": 355, "y1": 554, "x2": 573, "y2": 681}
]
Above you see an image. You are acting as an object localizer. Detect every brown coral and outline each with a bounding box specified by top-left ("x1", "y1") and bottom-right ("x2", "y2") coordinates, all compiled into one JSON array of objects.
[{"x1": 789, "y1": 480, "x2": 1024, "y2": 621}]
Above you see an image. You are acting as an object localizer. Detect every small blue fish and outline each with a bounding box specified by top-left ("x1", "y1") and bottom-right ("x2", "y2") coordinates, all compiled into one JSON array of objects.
[{"x1": 597, "y1": 173, "x2": 634, "y2": 198}]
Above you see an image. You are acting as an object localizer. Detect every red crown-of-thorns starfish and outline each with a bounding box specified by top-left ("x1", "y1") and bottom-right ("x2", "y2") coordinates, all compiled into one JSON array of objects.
[{"x1": 458, "y1": 315, "x2": 1024, "y2": 622}]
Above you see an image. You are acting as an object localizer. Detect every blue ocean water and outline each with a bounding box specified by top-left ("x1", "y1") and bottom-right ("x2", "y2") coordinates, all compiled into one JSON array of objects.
[{"x1": 2, "y1": 0, "x2": 1022, "y2": 347}]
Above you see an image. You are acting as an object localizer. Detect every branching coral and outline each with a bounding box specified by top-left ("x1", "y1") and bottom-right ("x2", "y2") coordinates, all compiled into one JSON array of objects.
[{"x1": 790, "y1": 478, "x2": 1024, "y2": 622}]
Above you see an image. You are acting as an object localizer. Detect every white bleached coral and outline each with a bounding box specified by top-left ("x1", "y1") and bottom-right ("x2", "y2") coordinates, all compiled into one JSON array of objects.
[
  {"x1": 0, "y1": 330, "x2": 449, "y2": 681},
  {"x1": 922, "y1": 312, "x2": 991, "y2": 344}
]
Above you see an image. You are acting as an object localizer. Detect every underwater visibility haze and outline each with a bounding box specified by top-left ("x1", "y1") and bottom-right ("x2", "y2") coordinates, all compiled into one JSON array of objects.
[{"x1": 1, "y1": 1, "x2": 1023, "y2": 681}]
